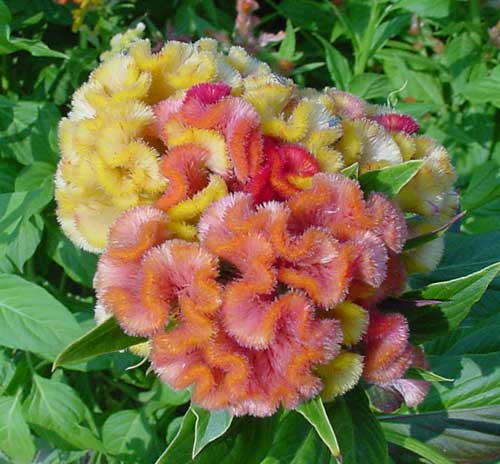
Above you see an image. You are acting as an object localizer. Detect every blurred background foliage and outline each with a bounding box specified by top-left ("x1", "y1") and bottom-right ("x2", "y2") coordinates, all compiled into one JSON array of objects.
[{"x1": 0, "y1": 0, "x2": 499, "y2": 463}]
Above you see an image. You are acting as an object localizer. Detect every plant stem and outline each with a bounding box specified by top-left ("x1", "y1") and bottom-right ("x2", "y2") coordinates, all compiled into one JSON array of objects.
[
  {"x1": 353, "y1": 1, "x2": 380, "y2": 76},
  {"x1": 58, "y1": 272, "x2": 67, "y2": 294},
  {"x1": 469, "y1": 0, "x2": 481, "y2": 27}
]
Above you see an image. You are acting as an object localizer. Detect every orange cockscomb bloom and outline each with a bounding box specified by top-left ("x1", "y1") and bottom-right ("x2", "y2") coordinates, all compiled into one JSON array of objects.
[{"x1": 95, "y1": 173, "x2": 408, "y2": 415}]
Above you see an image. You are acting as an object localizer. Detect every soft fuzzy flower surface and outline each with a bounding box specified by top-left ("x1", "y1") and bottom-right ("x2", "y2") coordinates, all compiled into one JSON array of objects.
[
  {"x1": 55, "y1": 36, "x2": 459, "y2": 416},
  {"x1": 95, "y1": 174, "x2": 408, "y2": 415}
]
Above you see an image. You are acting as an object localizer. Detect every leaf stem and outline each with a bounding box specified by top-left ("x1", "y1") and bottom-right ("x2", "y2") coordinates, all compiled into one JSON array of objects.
[
  {"x1": 354, "y1": 1, "x2": 381, "y2": 76},
  {"x1": 469, "y1": 0, "x2": 481, "y2": 27}
]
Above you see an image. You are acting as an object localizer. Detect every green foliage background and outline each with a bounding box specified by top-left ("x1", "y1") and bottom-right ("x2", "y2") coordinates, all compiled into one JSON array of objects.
[{"x1": 0, "y1": 0, "x2": 499, "y2": 463}]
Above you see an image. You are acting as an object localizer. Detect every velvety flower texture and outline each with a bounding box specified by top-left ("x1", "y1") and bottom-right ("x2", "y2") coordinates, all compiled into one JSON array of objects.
[
  {"x1": 95, "y1": 173, "x2": 408, "y2": 415},
  {"x1": 55, "y1": 36, "x2": 459, "y2": 416}
]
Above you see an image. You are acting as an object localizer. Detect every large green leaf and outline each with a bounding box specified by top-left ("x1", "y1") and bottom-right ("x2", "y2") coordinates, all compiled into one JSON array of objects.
[
  {"x1": 348, "y1": 73, "x2": 389, "y2": 99},
  {"x1": 0, "y1": 97, "x2": 60, "y2": 165},
  {"x1": 0, "y1": 394, "x2": 36, "y2": 464},
  {"x1": 2, "y1": 214, "x2": 44, "y2": 271},
  {"x1": 404, "y1": 262, "x2": 500, "y2": 342},
  {"x1": 359, "y1": 160, "x2": 424, "y2": 197},
  {"x1": 156, "y1": 409, "x2": 280, "y2": 464},
  {"x1": 278, "y1": 0, "x2": 333, "y2": 33},
  {"x1": 0, "y1": 349, "x2": 15, "y2": 395},
  {"x1": 382, "y1": 426, "x2": 454, "y2": 464},
  {"x1": 0, "y1": 188, "x2": 52, "y2": 239},
  {"x1": 328, "y1": 387, "x2": 389, "y2": 464},
  {"x1": 0, "y1": 1, "x2": 66, "y2": 59},
  {"x1": 53, "y1": 316, "x2": 146, "y2": 369},
  {"x1": 103, "y1": 410, "x2": 159, "y2": 463},
  {"x1": 0, "y1": 185, "x2": 51, "y2": 271},
  {"x1": 46, "y1": 227, "x2": 97, "y2": 288},
  {"x1": 261, "y1": 411, "x2": 332, "y2": 464},
  {"x1": 0, "y1": 159, "x2": 19, "y2": 193},
  {"x1": 0, "y1": 274, "x2": 83, "y2": 360},
  {"x1": 426, "y1": 311, "x2": 500, "y2": 357},
  {"x1": 23, "y1": 375, "x2": 104, "y2": 452},
  {"x1": 192, "y1": 406, "x2": 233, "y2": 458},
  {"x1": 422, "y1": 353, "x2": 500, "y2": 411},
  {"x1": 316, "y1": 35, "x2": 351, "y2": 90},
  {"x1": 398, "y1": 0, "x2": 450, "y2": 18},
  {"x1": 414, "y1": 231, "x2": 500, "y2": 285},
  {"x1": 462, "y1": 66, "x2": 500, "y2": 108},
  {"x1": 380, "y1": 406, "x2": 500, "y2": 463},
  {"x1": 296, "y1": 396, "x2": 340, "y2": 460},
  {"x1": 15, "y1": 161, "x2": 55, "y2": 192}
]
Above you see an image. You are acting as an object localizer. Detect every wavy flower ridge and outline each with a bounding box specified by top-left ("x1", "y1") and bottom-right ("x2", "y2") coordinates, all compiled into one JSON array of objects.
[{"x1": 94, "y1": 173, "x2": 410, "y2": 415}]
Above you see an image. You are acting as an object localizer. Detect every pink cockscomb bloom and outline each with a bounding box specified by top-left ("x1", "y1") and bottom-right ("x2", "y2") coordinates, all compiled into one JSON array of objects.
[{"x1": 95, "y1": 173, "x2": 410, "y2": 415}]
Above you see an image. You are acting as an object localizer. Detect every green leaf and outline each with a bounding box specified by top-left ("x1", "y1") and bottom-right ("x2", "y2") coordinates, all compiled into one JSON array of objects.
[
  {"x1": 462, "y1": 66, "x2": 500, "y2": 108},
  {"x1": 15, "y1": 161, "x2": 55, "y2": 191},
  {"x1": 0, "y1": 188, "x2": 52, "y2": 238},
  {"x1": 0, "y1": 159, "x2": 20, "y2": 193},
  {"x1": 278, "y1": 0, "x2": 333, "y2": 33},
  {"x1": 0, "y1": 274, "x2": 83, "y2": 360},
  {"x1": 0, "y1": 186, "x2": 51, "y2": 271},
  {"x1": 0, "y1": 97, "x2": 60, "y2": 165},
  {"x1": 359, "y1": 160, "x2": 424, "y2": 196},
  {"x1": 398, "y1": 0, "x2": 450, "y2": 18},
  {"x1": 0, "y1": 394, "x2": 36, "y2": 464},
  {"x1": 381, "y1": 406, "x2": 500, "y2": 463},
  {"x1": 406, "y1": 262, "x2": 500, "y2": 342},
  {"x1": 1, "y1": 36, "x2": 67, "y2": 58},
  {"x1": 0, "y1": 349, "x2": 15, "y2": 395},
  {"x1": 414, "y1": 231, "x2": 500, "y2": 284},
  {"x1": 0, "y1": 0, "x2": 11, "y2": 24},
  {"x1": 424, "y1": 353, "x2": 500, "y2": 410},
  {"x1": 0, "y1": 2, "x2": 66, "y2": 59},
  {"x1": 405, "y1": 367, "x2": 453, "y2": 383},
  {"x1": 348, "y1": 73, "x2": 389, "y2": 99},
  {"x1": 296, "y1": 396, "x2": 340, "y2": 460},
  {"x1": 461, "y1": 161, "x2": 500, "y2": 211},
  {"x1": 261, "y1": 412, "x2": 331, "y2": 463},
  {"x1": 445, "y1": 33, "x2": 478, "y2": 94},
  {"x1": 103, "y1": 410, "x2": 158, "y2": 463},
  {"x1": 53, "y1": 316, "x2": 146, "y2": 369},
  {"x1": 157, "y1": 410, "x2": 279, "y2": 464},
  {"x1": 140, "y1": 381, "x2": 191, "y2": 416},
  {"x1": 404, "y1": 211, "x2": 465, "y2": 250},
  {"x1": 278, "y1": 20, "x2": 295, "y2": 60},
  {"x1": 46, "y1": 227, "x2": 97, "y2": 287},
  {"x1": 192, "y1": 406, "x2": 233, "y2": 458},
  {"x1": 328, "y1": 387, "x2": 389, "y2": 464},
  {"x1": 4, "y1": 214, "x2": 44, "y2": 271},
  {"x1": 23, "y1": 375, "x2": 104, "y2": 452},
  {"x1": 156, "y1": 409, "x2": 196, "y2": 464},
  {"x1": 444, "y1": 313, "x2": 500, "y2": 356},
  {"x1": 315, "y1": 35, "x2": 351, "y2": 90},
  {"x1": 341, "y1": 162, "x2": 359, "y2": 179},
  {"x1": 370, "y1": 15, "x2": 411, "y2": 56},
  {"x1": 382, "y1": 426, "x2": 455, "y2": 464}
]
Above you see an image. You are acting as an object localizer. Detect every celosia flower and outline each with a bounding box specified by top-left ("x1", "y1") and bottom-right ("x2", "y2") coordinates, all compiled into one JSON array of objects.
[
  {"x1": 56, "y1": 34, "x2": 459, "y2": 416},
  {"x1": 95, "y1": 174, "x2": 410, "y2": 415},
  {"x1": 56, "y1": 39, "x2": 275, "y2": 251}
]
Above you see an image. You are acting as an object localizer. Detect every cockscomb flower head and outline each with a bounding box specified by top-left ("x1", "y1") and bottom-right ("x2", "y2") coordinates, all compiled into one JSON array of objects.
[
  {"x1": 55, "y1": 34, "x2": 458, "y2": 416},
  {"x1": 94, "y1": 174, "x2": 413, "y2": 415}
]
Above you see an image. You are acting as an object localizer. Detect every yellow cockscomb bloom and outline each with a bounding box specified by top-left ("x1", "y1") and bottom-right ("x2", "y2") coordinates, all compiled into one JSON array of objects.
[{"x1": 56, "y1": 39, "x2": 274, "y2": 251}]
